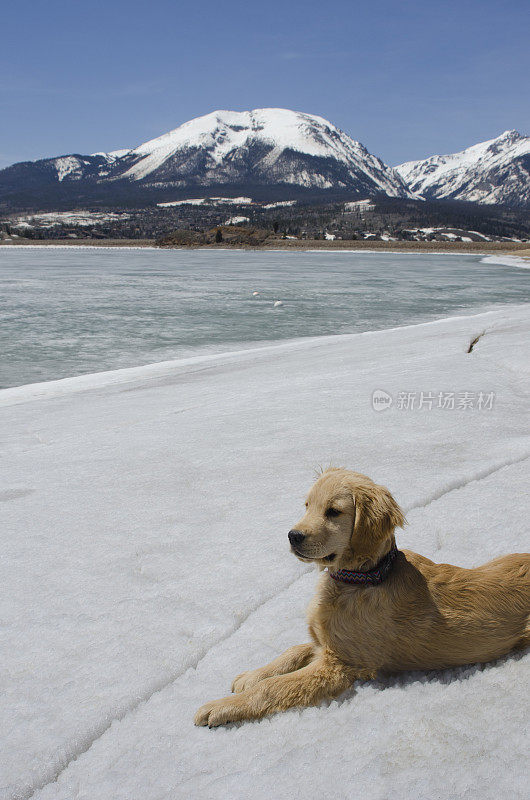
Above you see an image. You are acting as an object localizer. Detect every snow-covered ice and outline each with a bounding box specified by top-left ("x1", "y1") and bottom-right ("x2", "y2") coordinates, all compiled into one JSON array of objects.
[{"x1": 1, "y1": 305, "x2": 529, "y2": 800}]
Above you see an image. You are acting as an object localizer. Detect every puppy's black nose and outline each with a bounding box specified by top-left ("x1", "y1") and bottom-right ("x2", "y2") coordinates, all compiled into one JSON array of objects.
[{"x1": 288, "y1": 530, "x2": 305, "y2": 547}]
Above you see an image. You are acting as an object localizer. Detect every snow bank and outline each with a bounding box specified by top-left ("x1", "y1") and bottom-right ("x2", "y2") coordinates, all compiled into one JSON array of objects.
[
  {"x1": 481, "y1": 254, "x2": 530, "y2": 270},
  {"x1": 1, "y1": 306, "x2": 529, "y2": 800},
  {"x1": 0, "y1": 244, "x2": 161, "y2": 251}
]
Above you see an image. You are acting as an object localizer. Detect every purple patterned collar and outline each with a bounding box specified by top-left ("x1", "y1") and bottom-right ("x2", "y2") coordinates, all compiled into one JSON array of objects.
[{"x1": 329, "y1": 542, "x2": 399, "y2": 585}]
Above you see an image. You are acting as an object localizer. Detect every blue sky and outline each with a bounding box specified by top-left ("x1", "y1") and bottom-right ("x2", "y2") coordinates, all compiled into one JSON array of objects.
[{"x1": 2, "y1": 0, "x2": 529, "y2": 169}]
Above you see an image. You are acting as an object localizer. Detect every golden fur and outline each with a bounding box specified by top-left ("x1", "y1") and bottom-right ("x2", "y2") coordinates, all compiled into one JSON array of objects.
[{"x1": 195, "y1": 468, "x2": 530, "y2": 727}]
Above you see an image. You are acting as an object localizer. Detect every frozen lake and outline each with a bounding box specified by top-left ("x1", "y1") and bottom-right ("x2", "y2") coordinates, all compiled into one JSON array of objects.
[
  {"x1": 0, "y1": 247, "x2": 528, "y2": 388},
  {"x1": 2, "y1": 303, "x2": 528, "y2": 799}
]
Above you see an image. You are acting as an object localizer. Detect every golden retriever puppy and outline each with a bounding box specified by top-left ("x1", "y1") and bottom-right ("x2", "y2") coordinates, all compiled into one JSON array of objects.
[{"x1": 195, "y1": 468, "x2": 530, "y2": 727}]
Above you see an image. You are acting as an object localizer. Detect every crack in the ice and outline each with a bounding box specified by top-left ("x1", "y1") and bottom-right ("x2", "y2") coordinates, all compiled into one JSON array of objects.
[
  {"x1": 23, "y1": 450, "x2": 530, "y2": 800},
  {"x1": 24, "y1": 571, "x2": 307, "y2": 800},
  {"x1": 405, "y1": 452, "x2": 530, "y2": 514}
]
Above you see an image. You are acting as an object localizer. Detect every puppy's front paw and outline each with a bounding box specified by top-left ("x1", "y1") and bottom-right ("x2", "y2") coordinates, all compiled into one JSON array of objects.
[
  {"x1": 194, "y1": 695, "x2": 248, "y2": 728},
  {"x1": 194, "y1": 699, "x2": 219, "y2": 727},
  {"x1": 231, "y1": 669, "x2": 264, "y2": 693}
]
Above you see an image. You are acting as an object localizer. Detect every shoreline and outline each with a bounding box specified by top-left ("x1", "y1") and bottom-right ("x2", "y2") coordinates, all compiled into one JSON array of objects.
[
  {"x1": 2, "y1": 302, "x2": 528, "y2": 405},
  {"x1": 1, "y1": 238, "x2": 530, "y2": 255},
  {"x1": 1, "y1": 249, "x2": 527, "y2": 396}
]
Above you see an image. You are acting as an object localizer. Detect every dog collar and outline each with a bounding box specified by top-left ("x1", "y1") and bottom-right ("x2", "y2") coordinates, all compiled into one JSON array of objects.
[{"x1": 329, "y1": 543, "x2": 398, "y2": 585}]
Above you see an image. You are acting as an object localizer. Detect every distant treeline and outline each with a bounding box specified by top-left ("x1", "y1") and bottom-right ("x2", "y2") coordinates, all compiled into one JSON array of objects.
[{"x1": 2, "y1": 196, "x2": 529, "y2": 242}]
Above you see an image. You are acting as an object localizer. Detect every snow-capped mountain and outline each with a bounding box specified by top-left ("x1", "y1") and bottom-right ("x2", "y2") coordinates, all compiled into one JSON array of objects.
[
  {"x1": 3, "y1": 114, "x2": 528, "y2": 210},
  {"x1": 396, "y1": 130, "x2": 530, "y2": 206},
  {"x1": 0, "y1": 109, "x2": 412, "y2": 207},
  {"x1": 110, "y1": 108, "x2": 410, "y2": 195}
]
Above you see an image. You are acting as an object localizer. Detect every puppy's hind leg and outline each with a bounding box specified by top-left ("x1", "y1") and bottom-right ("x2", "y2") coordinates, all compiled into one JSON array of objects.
[
  {"x1": 231, "y1": 643, "x2": 315, "y2": 693},
  {"x1": 517, "y1": 615, "x2": 530, "y2": 649}
]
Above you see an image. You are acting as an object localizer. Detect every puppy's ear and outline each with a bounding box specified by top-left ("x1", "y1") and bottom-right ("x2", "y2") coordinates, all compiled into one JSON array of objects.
[{"x1": 349, "y1": 481, "x2": 405, "y2": 564}]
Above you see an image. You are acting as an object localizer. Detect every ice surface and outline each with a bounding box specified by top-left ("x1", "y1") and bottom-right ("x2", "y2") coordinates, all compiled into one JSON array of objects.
[
  {"x1": 5, "y1": 248, "x2": 529, "y2": 391},
  {"x1": 1, "y1": 306, "x2": 529, "y2": 799}
]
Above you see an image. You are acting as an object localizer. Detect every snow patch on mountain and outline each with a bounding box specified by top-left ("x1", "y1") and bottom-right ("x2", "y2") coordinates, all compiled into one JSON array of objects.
[
  {"x1": 91, "y1": 149, "x2": 131, "y2": 160},
  {"x1": 263, "y1": 200, "x2": 297, "y2": 209},
  {"x1": 54, "y1": 157, "x2": 85, "y2": 182},
  {"x1": 225, "y1": 215, "x2": 250, "y2": 225},
  {"x1": 156, "y1": 196, "x2": 253, "y2": 207},
  {"x1": 121, "y1": 109, "x2": 358, "y2": 179},
  {"x1": 396, "y1": 130, "x2": 530, "y2": 206},
  {"x1": 12, "y1": 211, "x2": 130, "y2": 228}
]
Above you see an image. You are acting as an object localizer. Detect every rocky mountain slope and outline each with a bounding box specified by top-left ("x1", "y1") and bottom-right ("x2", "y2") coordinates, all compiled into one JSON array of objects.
[
  {"x1": 3, "y1": 115, "x2": 528, "y2": 211},
  {"x1": 0, "y1": 109, "x2": 412, "y2": 209},
  {"x1": 395, "y1": 130, "x2": 530, "y2": 206}
]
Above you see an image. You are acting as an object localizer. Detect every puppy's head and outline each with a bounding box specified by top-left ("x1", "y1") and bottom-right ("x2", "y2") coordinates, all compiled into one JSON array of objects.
[{"x1": 288, "y1": 468, "x2": 405, "y2": 570}]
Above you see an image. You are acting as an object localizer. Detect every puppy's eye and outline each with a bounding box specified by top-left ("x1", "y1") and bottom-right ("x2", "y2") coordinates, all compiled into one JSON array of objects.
[
  {"x1": 304, "y1": 501, "x2": 309, "y2": 508},
  {"x1": 325, "y1": 508, "x2": 341, "y2": 518}
]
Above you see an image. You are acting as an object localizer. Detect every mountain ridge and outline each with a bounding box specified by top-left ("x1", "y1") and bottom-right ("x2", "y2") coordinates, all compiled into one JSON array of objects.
[
  {"x1": 0, "y1": 108, "x2": 412, "y2": 209},
  {"x1": 395, "y1": 130, "x2": 530, "y2": 206},
  {"x1": 1, "y1": 112, "x2": 528, "y2": 210}
]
